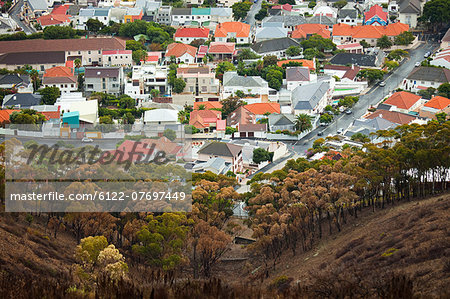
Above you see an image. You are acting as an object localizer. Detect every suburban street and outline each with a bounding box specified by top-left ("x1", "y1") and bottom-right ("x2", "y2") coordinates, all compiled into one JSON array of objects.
[
  {"x1": 8, "y1": 0, "x2": 35, "y2": 34},
  {"x1": 244, "y1": 0, "x2": 262, "y2": 29},
  {"x1": 288, "y1": 41, "x2": 439, "y2": 155}
]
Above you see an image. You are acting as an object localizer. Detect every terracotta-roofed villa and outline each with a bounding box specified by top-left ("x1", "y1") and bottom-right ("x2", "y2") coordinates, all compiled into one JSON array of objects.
[
  {"x1": 214, "y1": 22, "x2": 251, "y2": 44},
  {"x1": 165, "y1": 43, "x2": 198, "y2": 64},
  {"x1": 174, "y1": 27, "x2": 210, "y2": 44},
  {"x1": 383, "y1": 91, "x2": 423, "y2": 113},
  {"x1": 291, "y1": 24, "x2": 331, "y2": 39}
]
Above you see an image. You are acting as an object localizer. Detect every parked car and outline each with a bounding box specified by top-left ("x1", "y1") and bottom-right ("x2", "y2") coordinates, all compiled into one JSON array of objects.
[
  {"x1": 317, "y1": 131, "x2": 324, "y2": 136},
  {"x1": 345, "y1": 109, "x2": 352, "y2": 115},
  {"x1": 337, "y1": 128, "x2": 344, "y2": 135},
  {"x1": 415, "y1": 61, "x2": 421, "y2": 67},
  {"x1": 81, "y1": 137, "x2": 93, "y2": 143},
  {"x1": 424, "y1": 51, "x2": 431, "y2": 58},
  {"x1": 379, "y1": 81, "x2": 386, "y2": 87}
]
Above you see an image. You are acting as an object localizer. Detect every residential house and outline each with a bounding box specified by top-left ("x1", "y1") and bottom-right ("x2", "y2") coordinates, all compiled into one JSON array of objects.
[
  {"x1": 84, "y1": 67, "x2": 123, "y2": 96},
  {"x1": 336, "y1": 43, "x2": 364, "y2": 53},
  {"x1": 156, "y1": 6, "x2": 172, "y2": 25},
  {"x1": 233, "y1": 123, "x2": 267, "y2": 139},
  {"x1": 174, "y1": 27, "x2": 210, "y2": 44},
  {"x1": 286, "y1": 66, "x2": 317, "y2": 90},
  {"x1": 171, "y1": 8, "x2": 191, "y2": 26},
  {"x1": 382, "y1": 91, "x2": 423, "y2": 113},
  {"x1": 263, "y1": 15, "x2": 307, "y2": 31},
  {"x1": 364, "y1": 4, "x2": 387, "y2": 25},
  {"x1": 177, "y1": 64, "x2": 220, "y2": 96},
  {"x1": 419, "y1": 96, "x2": 450, "y2": 119},
  {"x1": 76, "y1": 7, "x2": 111, "y2": 30},
  {"x1": 366, "y1": 109, "x2": 417, "y2": 125},
  {"x1": 324, "y1": 64, "x2": 366, "y2": 96},
  {"x1": 217, "y1": 0, "x2": 240, "y2": 8},
  {"x1": 36, "y1": 4, "x2": 71, "y2": 28},
  {"x1": 402, "y1": 67, "x2": 450, "y2": 92},
  {"x1": 222, "y1": 72, "x2": 270, "y2": 98},
  {"x1": 124, "y1": 7, "x2": 143, "y2": 23},
  {"x1": 329, "y1": 52, "x2": 385, "y2": 68},
  {"x1": 191, "y1": 8, "x2": 211, "y2": 25},
  {"x1": 337, "y1": 3, "x2": 359, "y2": 26},
  {"x1": 143, "y1": 108, "x2": 178, "y2": 125},
  {"x1": 194, "y1": 101, "x2": 222, "y2": 110},
  {"x1": 332, "y1": 22, "x2": 409, "y2": 46},
  {"x1": 56, "y1": 94, "x2": 99, "y2": 127},
  {"x1": 0, "y1": 74, "x2": 33, "y2": 93},
  {"x1": 207, "y1": 42, "x2": 236, "y2": 60},
  {"x1": 102, "y1": 50, "x2": 132, "y2": 67},
  {"x1": 306, "y1": 15, "x2": 336, "y2": 28},
  {"x1": 250, "y1": 37, "x2": 300, "y2": 58},
  {"x1": 291, "y1": 81, "x2": 331, "y2": 116},
  {"x1": 398, "y1": 0, "x2": 421, "y2": 28},
  {"x1": 0, "y1": 109, "x2": 20, "y2": 126},
  {"x1": 0, "y1": 15, "x2": 18, "y2": 35},
  {"x1": 210, "y1": 8, "x2": 233, "y2": 24},
  {"x1": 345, "y1": 117, "x2": 397, "y2": 141},
  {"x1": 244, "y1": 102, "x2": 281, "y2": 120},
  {"x1": 23, "y1": 0, "x2": 49, "y2": 19},
  {"x1": 430, "y1": 47, "x2": 450, "y2": 69},
  {"x1": 197, "y1": 141, "x2": 243, "y2": 173},
  {"x1": 165, "y1": 43, "x2": 197, "y2": 64},
  {"x1": 2, "y1": 93, "x2": 42, "y2": 108},
  {"x1": 214, "y1": 22, "x2": 251, "y2": 44},
  {"x1": 189, "y1": 109, "x2": 222, "y2": 132},
  {"x1": 42, "y1": 65, "x2": 78, "y2": 93},
  {"x1": 226, "y1": 106, "x2": 256, "y2": 127},
  {"x1": 268, "y1": 113, "x2": 296, "y2": 131},
  {"x1": 109, "y1": 7, "x2": 127, "y2": 23},
  {"x1": 125, "y1": 64, "x2": 168, "y2": 99},
  {"x1": 291, "y1": 23, "x2": 331, "y2": 39},
  {"x1": 0, "y1": 51, "x2": 66, "y2": 72},
  {"x1": 255, "y1": 26, "x2": 289, "y2": 43},
  {"x1": 313, "y1": 4, "x2": 337, "y2": 18},
  {"x1": 193, "y1": 157, "x2": 231, "y2": 175},
  {"x1": 277, "y1": 59, "x2": 316, "y2": 71}
]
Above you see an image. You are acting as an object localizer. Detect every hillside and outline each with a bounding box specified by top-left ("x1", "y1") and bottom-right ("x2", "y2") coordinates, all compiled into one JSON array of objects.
[{"x1": 231, "y1": 193, "x2": 450, "y2": 298}]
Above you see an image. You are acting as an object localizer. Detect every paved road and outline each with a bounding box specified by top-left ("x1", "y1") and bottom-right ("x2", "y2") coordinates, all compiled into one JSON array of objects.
[
  {"x1": 287, "y1": 41, "x2": 439, "y2": 155},
  {"x1": 9, "y1": 0, "x2": 35, "y2": 35},
  {"x1": 244, "y1": 0, "x2": 262, "y2": 30}
]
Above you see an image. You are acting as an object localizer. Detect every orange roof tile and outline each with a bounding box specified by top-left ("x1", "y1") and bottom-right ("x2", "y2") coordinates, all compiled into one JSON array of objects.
[
  {"x1": 244, "y1": 103, "x2": 280, "y2": 115},
  {"x1": 367, "y1": 110, "x2": 416, "y2": 125},
  {"x1": 384, "y1": 91, "x2": 421, "y2": 110},
  {"x1": 292, "y1": 24, "x2": 331, "y2": 39},
  {"x1": 189, "y1": 109, "x2": 221, "y2": 128},
  {"x1": 194, "y1": 101, "x2": 223, "y2": 110},
  {"x1": 43, "y1": 66, "x2": 74, "y2": 77},
  {"x1": 364, "y1": 5, "x2": 387, "y2": 22},
  {"x1": 424, "y1": 96, "x2": 450, "y2": 110},
  {"x1": 332, "y1": 23, "x2": 409, "y2": 39},
  {"x1": 214, "y1": 22, "x2": 250, "y2": 38},
  {"x1": 166, "y1": 43, "x2": 197, "y2": 58},
  {"x1": 277, "y1": 59, "x2": 315, "y2": 70},
  {"x1": 0, "y1": 109, "x2": 19, "y2": 124},
  {"x1": 174, "y1": 27, "x2": 210, "y2": 38},
  {"x1": 208, "y1": 42, "x2": 235, "y2": 54},
  {"x1": 37, "y1": 14, "x2": 71, "y2": 27}
]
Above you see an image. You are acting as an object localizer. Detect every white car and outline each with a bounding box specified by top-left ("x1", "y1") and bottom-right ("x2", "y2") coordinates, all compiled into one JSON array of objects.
[
  {"x1": 81, "y1": 137, "x2": 93, "y2": 143},
  {"x1": 337, "y1": 128, "x2": 344, "y2": 135},
  {"x1": 415, "y1": 62, "x2": 421, "y2": 67},
  {"x1": 379, "y1": 81, "x2": 386, "y2": 87}
]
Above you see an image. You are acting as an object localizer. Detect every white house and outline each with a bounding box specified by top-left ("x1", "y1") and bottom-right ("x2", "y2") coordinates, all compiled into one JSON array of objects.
[
  {"x1": 143, "y1": 109, "x2": 178, "y2": 125},
  {"x1": 102, "y1": 50, "x2": 133, "y2": 67},
  {"x1": 291, "y1": 81, "x2": 332, "y2": 116},
  {"x1": 222, "y1": 72, "x2": 270, "y2": 98},
  {"x1": 286, "y1": 66, "x2": 317, "y2": 91},
  {"x1": 402, "y1": 67, "x2": 450, "y2": 93}
]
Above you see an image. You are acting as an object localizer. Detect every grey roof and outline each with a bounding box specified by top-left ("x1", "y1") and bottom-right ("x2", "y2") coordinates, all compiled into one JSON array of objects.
[
  {"x1": 223, "y1": 72, "x2": 267, "y2": 88},
  {"x1": 239, "y1": 123, "x2": 267, "y2": 132},
  {"x1": 255, "y1": 27, "x2": 288, "y2": 40},
  {"x1": 0, "y1": 51, "x2": 65, "y2": 65},
  {"x1": 3, "y1": 93, "x2": 42, "y2": 108},
  {"x1": 306, "y1": 15, "x2": 336, "y2": 26},
  {"x1": 85, "y1": 67, "x2": 120, "y2": 78},
  {"x1": 399, "y1": 0, "x2": 421, "y2": 14},
  {"x1": 43, "y1": 76, "x2": 77, "y2": 84},
  {"x1": 262, "y1": 21, "x2": 284, "y2": 27},
  {"x1": 0, "y1": 74, "x2": 28, "y2": 85},
  {"x1": 292, "y1": 81, "x2": 330, "y2": 110},
  {"x1": 346, "y1": 117, "x2": 396, "y2": 137},
  {"x1": 269, "y1": 113, "x2": 295, "y2": 126},
  {"x1": 193, "y1": 157, "x2": 228, "y2": 174},
  {"x1": 28, "y1": 0, "x2": 48, "y2": 11},
  {"x1": 211, "y1": 7, "x2": 232, "y2": 17},
  {"x1": 329, "y1": 52, "x2": 378, "y2": 67},
  {"x1": 94, "y1": 8, "x2": 110, "y2": 17},
  {"x1": 286, "y1": 67, "x2": 310, "y2": 82},
  {"x1": 251, "y1": 37, "x2": 299, "y2": 54},
  {"x1": 198, "y1": 142, "x2": 242, "y2": 157},
  {"x1": 79, "y1": 8, "x2": 95, "y2": 17},
  {"x1": 338, "y1": 4, "x2": 357, "y2": 19},
  {"x1": 172, "y1": 8, "x2": 191, "y2": 15},
  {"x1": 265, "y1": 15, "x2": 306, "y2": 27},
  {"x1": 406, "y1": 67, "x2": 450, "y2": 83}
]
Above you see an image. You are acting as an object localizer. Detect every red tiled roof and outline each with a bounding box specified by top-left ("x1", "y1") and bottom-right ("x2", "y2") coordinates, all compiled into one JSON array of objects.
[
  {"x1": 194, "y1": 101, "x2": 222, "y2": 110},
  {"x1": 384, "y1": 91, "x2": 421, "y2": 110},
  {"x1": 51, "y1": 4, "x2": 70, "y2": 15},
  {"x1": 37, "y1": 14, "x2": 71, "y2": 26},
  {"x1": 332, "y1": 23, "x2": 409, "y2": 39},
  {"x1": 208, "y1": 42, "x2": 235, "y2": 54},
  {"x1": 175, "y1": 27, "x2": 209, "y2": 38},
  {"x1": 165, "y1": 43, "x2": 197, "y2": 58},
  {"x1": 343, "y1": 66, "x2": 361, "y2": 80},
  {"x1": 277, "y1": 59, "x2": 315, "y2": 70},
  {"x1": 367, "y1": 110, "x2": 416, "y2": 125},
  {"x1": 41, "y1": 107, "x2": 61, "y2": 120},
  {"x1": 272, "y1": 3, "x2": 292, "y2": 11},
  {"x1": 0, "y1": 109, "x2": 19, "y2": 124},
  {"x1": 364, "y1": 5, "x2": 387, "y2": 22},
  {"x1": 424, "y1": 96, "x2": 450, "y2": 110},
  {"x1": 244, "y1": 103, "x2": 280, "y2": 115},
  {"x1": 189, "y1": 109, "x2": 222, "y2": 128},
  {"x1": 292, "y1": 24, "x2": 331, "y2": 39},
  {"x1": 215, "y1": 22, "x2": 250, "y2": 38},
  {"x1": 337, "y1": 43, "x2": 363, "y2": 49},
  {"x1": 103, "y1": 50, "x2": 132, "y2": 55},
  {"x1": 43, "y1": 66, "x2": 74, "y2": 77}
]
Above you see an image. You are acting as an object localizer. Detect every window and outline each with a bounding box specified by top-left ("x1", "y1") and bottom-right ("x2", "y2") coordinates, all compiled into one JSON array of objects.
[
  {"x1": 87, "y1": 84, "x2": 94, "y2": 89},
  {"x1": 40, "y1": 65, "x2": 45, "y2": 71},
  {"x1": 89, "y1": 58, "x2": 91, "y2": 62},
  {"x1": 189, "y1": 86, "x2": 194, "y2": 92},
  {"x1": 88, "y1": 51, "x2": 91, "y2": 54},
  {"x1": 78, "y1": 51, "x2": 81, "y2": 54},
  {"x1": 98, "y1": 50, "x2": 101, "y2": 54}
]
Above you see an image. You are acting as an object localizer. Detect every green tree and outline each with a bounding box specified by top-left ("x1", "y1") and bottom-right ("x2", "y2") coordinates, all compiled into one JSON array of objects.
[
  {"x1": 319, "y1": 113, "x2": 333, "y2": 124},
  {"x1": 437, "y1": 82, "x2": 450, "y2": 98},
  {"x1": 303, "y1": 48, "x2": 324, "y2": 60},
  {"x1": 126, "y1": 40, "x2": 146, "y2": 51},
  {"x1": 119, "y1": 19, "x2": 149, "y2": 37},
  {"x1": 172, "y1": 78, "x2": 186, "y2": 93},
  {"x1": 76, "y1": 236, "x2": 108, "y2": 266},
  {"x1": 295, "y1": 113, "x2": 313, "y2": 132},
  {"x1": 332, "y1": 0, "x2": 347, "y2": 9},
  {"x1": 359, "y1": 40, "x2": 370, "y2": 48},
  {"x1": 435, "y1": 112, "x2": 447, "y2": 124},
  {"x1": 163, "y1": 128, "x2": 177, "y2": 141},
  {"x1": 418, "y1": 87, "x2": 436, "y2": 99},
  {"x1": 118, "y1": 95, "x2": 135, "y2": 109},
  {"x1": 357, "y1": 69, "x2": 385, "y2": 84},
  {"x1": 263, "y1": 55, "x2": 278, "y2": 67},
  {"x1": 308, "y1": 1, "x2": 316, "y2": 9},
  {"x1": 74, "y1": 58, "x2": 82, "y2": 69},
  {"x1": 286, "y1": 46, "x2": 301, "y2": 57},
  {"x1": 123, "y1": 112, "x2": 135, "y2": 124},
  {"x1": 377, "y1": 35, "x2": 393, "y2": 49},
  {"x1": 237, "y1": 48, "x2": 260, "y2": 61},
  {"x1": 215, "y1": 61, "x2": 235, "y2": 82},
  {"x1": 225, "y1": 126, "x2": 238, "y2": 135},
  {"x1": 383, "y1": 60, "x2": 399, "y2": 71},
  {"x1": 86, "y1": 18, "x2": 103, "y2": 32},
  {"x1": 132, "y1": 50, "x2": 147, "y2": 64},
  {"x1": 231, "y1": 1, "x2": 252, "y2": 21},
  {"x1": 394, "y1": 31, "x2": 415, "y2": 45},
  {"x1": 300, "y1": 34, "x2": 336, "y2": 51},
  {"x1": 419, "y1": 0, "x2": 450, "y2": 32},
  {"x1": 255, "y1": 7, "x2": 268, "y2": 21},
  {"x1": 38, "y1": 86, "x2": 60, "y2": 105},
  {"x1": 100, "y1": 115, "x2": 114, "y2": 124},
  {"x1": 253, "y1": 148, "x2": 273, "y2": 164},
  {"x1": 221, "y1": 97, "x2": 245, "y2": 118},
  {"x1": 43, "y1": 26, "x2": 76, "y2": 39},
  {"x1": 350, "y1": 132, "x2": 370, "y2": 143},
  {"x1": 150, "y1": 89, "x2": 160, "y2": 98},
  {"x1": 387, "y1": 49, "x2": 409, "y2": 61}
]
